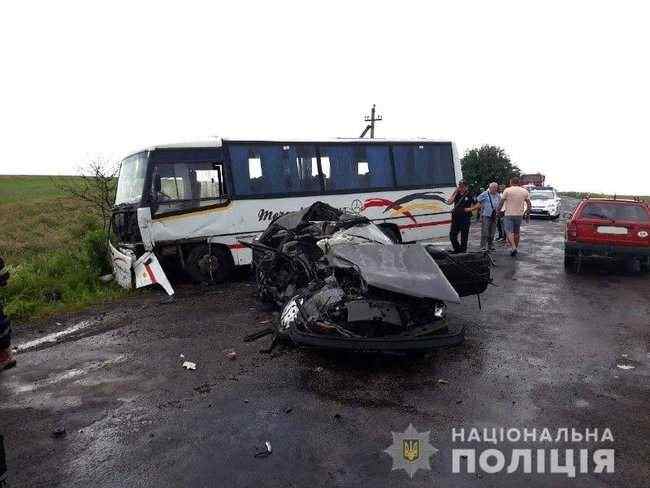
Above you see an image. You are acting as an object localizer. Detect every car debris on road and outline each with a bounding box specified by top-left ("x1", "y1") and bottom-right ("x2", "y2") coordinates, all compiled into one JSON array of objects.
[
  {"x1": 254, "y1": 441, "x2": 273, "y2": 458},
  {"x1": 51, "y1": 425, "x2": 67, "y2": 439},
  {"x1": 182, "y1": 361, "x2": 197, "y2": 370},
  {"x1": 241, "y1": 202, "x2": 491, "y2": 352}
]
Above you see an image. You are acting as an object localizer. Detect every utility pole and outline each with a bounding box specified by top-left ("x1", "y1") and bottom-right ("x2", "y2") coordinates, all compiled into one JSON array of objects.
[{"x1": 360, "y1": 104, "x2": 382, "y2": 138}]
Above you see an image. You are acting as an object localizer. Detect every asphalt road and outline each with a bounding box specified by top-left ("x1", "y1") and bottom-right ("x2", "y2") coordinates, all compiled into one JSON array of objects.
[{"x1": 2, "y1": 201, "x2": 649, "y2": 487}]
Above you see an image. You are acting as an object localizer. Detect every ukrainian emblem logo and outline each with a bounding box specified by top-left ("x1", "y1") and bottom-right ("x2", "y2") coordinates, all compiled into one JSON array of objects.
[
  {"x1": 384, "y1": 424, "x2": 438, "y2": 478},
  {"x1": 403, "y1": 439, "x2": 420, "y2": 462}
]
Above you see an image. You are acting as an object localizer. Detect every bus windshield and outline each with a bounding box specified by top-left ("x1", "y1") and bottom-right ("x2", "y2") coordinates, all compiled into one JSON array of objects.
[{"x1": 115, "y1": 153, "x2": 148, "y2": 205}]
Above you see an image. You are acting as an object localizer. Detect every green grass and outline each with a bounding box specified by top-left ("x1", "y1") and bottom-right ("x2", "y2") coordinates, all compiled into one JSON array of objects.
[
  {"x1": 0, "y1": 175, "x2": 81, "y2": 204},
  {"x1": 0, "y1": 175, "x2": 127, "y2": 322}
]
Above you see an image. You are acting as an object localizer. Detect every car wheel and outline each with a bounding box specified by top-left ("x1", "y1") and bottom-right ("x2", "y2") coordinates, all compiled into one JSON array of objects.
[
  {"x1": 641, "y1": 259, "x2": 650, "y2": 273},
  {"x1": 564, "y1": 253, "x2": 577, "y2": 273},
  {"x1": 623, "y1": 257, "x2": 641, "y2": 274},
  {"x1": 186, "y1": 244, "x2": 233, "y2": 284}
]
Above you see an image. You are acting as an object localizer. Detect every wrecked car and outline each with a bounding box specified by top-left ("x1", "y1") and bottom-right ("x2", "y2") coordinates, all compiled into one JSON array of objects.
[{"x1": 241, "y1": 202, "x2": 491, "y2": 351}]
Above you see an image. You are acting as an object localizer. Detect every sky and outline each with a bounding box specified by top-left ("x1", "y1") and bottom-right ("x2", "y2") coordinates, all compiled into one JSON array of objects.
[{"x1": 1, "y1": 0, "x2": 649, "y2": 194}]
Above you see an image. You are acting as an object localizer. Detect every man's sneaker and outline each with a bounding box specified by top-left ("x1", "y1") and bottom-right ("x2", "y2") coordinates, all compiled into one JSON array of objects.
[
  {"x1": 480, "y1": 247, "x2": 487, "y2": 252},
  {"x1": 0, "y1": 348, "x2": 16, "y2": 370},
  {"x1": 489, "y1": 246, "x2": 496, "y2": 252},
  {"x1": 510, "y1": 249, "x2": 518, "y2": 257}
]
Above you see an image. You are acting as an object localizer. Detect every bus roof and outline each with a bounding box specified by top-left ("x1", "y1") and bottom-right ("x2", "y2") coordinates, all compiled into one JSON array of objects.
[{"x1": 124, "y1": 137, "x2": 455, "y2": 159}]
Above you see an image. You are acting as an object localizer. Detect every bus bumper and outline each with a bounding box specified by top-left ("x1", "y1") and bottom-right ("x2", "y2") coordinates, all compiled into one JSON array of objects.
[
  {"x1": 110, "y1": 242, "x2": 134, "y2": 289},
  {"x1": 110, "y1": 242, "x2": 175, "y2": 296}
]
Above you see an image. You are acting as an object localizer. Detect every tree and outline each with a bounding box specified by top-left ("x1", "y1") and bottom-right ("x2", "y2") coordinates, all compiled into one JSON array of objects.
[
  {"x1": 52, "y1": 159, "x2": 118, "y2": 232},
  {"x1": 460, "y1": 145, "x2": 521, "y2": 193}
]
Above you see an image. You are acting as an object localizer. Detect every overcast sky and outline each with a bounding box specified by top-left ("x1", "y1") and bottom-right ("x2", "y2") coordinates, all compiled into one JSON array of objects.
[{"x1": 1, "y1": 1, "x2": 648, "y2": 194}]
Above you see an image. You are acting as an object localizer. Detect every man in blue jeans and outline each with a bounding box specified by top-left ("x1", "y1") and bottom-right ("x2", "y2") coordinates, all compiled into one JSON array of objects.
[
  {"x1": 476, "y1": 182, "x2": 501, "y2": 251},
  {"x1": 0, "y1": 257, "x2": 15, "y2": 371}
]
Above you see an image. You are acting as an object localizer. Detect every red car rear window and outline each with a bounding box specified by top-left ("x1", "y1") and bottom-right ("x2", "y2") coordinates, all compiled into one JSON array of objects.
[{"x1": 580, "y1": 202, "x2": 649, "y2": 222}]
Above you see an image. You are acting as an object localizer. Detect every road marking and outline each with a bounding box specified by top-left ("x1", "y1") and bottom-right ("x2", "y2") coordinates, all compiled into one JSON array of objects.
[{"x1": 15, "y1": 318, "x2": 99, "y2": 354}]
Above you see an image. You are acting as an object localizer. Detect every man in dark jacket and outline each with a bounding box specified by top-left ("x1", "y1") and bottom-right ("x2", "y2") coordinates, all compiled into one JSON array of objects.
[
  {"x1": 446, "y1": 180, "x2": 478, "y2": 253},
  {"x1": 0, "y1": 257, "x2": 15, "y2": 371}
]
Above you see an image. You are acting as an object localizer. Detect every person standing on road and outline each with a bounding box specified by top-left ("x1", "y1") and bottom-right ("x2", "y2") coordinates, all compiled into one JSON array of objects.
[
  {"x1": 496, "y1": 184, "x2": 506, "y2": 241},
  {"x1": 476, "y1": 182, "x2": 501, "y2": 251},
  {"x1": 0, "y1": 257, "x2": 16, "y2": 371},
  {"x1": 446, "y1": 180, "x2": 477, "y2": 254},
  {"x1": 496, "y1": 177, "x2": 531, "y2": 257}
]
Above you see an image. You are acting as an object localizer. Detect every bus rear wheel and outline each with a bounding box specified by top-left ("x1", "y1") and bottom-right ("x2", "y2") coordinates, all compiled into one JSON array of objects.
[{"x1": 186, "y1": 244, "x2": 233, "y2": 284}]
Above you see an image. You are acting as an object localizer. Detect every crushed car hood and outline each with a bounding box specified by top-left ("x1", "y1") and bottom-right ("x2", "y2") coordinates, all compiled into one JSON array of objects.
[
  {"x1": 329, "y1": 243, "x2": 461, "y2": 303},
  {"x1": 243, "y1": 201, "x2": 491, "y2": 351}
]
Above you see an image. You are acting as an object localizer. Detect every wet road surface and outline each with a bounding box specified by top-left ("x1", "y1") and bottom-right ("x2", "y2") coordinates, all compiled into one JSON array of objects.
[{"x1": 1, "y1": 202, "x2": 649, "y2": 487}]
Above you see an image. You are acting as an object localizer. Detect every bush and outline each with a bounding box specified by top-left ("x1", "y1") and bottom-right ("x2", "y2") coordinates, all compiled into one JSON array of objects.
[
  {"x1": 2, "y1": 231, "x2": 125, "y2": 321},
  {"x1": 82, "y1": 229, "x2": 112, "y2": 276}
]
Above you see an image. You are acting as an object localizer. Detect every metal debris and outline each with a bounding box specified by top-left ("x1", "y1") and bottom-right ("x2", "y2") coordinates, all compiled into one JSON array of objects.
[
  {"x1": 182, "y1": 361, "x2": 197, "y2": 370},
  {"x1": 99, "y1": 274, "x2": 114, "y2": 283},
  {"x1": 254, "y1": 440, "x2": 273, "y2": 458},
  {"x1": 243, "y1": 327, "x2": 274, "y2": 342},
  {"x1": 617, "y1": 364, "x2": 635, "y2": 370},
  {"x1": 240, "y1": 202, "x2": 490, "y2": 351},
  {"x1": 51, "y1": 425, "x2": 67, "y2": 439}
]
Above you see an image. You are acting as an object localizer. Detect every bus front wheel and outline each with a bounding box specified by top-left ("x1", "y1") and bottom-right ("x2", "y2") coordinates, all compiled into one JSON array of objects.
[{"x1": 186, "y1": 244, "x2": 233, "y2": 284}]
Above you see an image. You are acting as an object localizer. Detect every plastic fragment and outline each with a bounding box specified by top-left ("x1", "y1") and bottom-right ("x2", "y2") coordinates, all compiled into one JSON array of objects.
[
  {"x1": 254, "y1": 440, "x2": 273, "y2": 458},
  {"x1": 182, "y1": 361, "x2": 197, "y2": 370}
]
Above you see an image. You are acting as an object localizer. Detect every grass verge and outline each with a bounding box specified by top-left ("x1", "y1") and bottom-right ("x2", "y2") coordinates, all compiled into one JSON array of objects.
[{"x1": 1, "y1": 176, "x2": 128, "y2": 322}]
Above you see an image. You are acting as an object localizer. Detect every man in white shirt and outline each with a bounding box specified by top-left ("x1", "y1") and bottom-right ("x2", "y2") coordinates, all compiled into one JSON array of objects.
[{"x1": 496, "y1": 177, "x2": 532, "y2": 257}]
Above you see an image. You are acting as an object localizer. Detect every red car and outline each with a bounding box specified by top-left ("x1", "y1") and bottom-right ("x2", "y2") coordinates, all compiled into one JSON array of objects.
[{"x1": 565, "y1": 197, "x2": 650, "y2": 272}]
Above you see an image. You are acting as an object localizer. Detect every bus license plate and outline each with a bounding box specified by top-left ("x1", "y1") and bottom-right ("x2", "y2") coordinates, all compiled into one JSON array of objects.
[{"x1": 597, "y1": 226, "x2": 628, "y2": 235}]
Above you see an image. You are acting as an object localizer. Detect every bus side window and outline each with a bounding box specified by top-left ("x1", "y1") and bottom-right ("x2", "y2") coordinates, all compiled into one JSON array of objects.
[
  {"x1": 393, "y1": 143, "x2": 455, "y2": 187},
  {"x1": 247, "y1": 156, "x2": 264, "y2": 193},
  {"x1": 151, "y1": 161, "x2": 227, "y2": 216},
  {"x1": 319, "y1": 145, "x2": 391, "y2": 190},
  {"x1": 319, "y1": 156, "x2": 331, "y2": 183},
  {"x1": 193, "y1": 166, "x2": 224, "y2": 199},
  {"x1": 229, "y1": 143, "x2": 320, "y2": 196}
]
